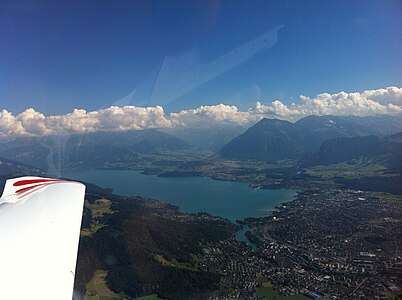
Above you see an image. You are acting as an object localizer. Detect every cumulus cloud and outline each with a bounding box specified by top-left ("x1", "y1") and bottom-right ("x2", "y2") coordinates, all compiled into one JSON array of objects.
[
  {"x1": 16, "y1": 108, "x2": 49, "y2": 135},
  {"x1": 0, "y1": 110, "x2": 26, "y2": 136},
  {"x1": 1, "y1": 86, "x2": 401, "y2": 137},
  {"x1": 251, "y1": 87, "x2": 402, "y2": 121},
  {"x1": 362, "y1": 86, "x2": 402, "y2": 105},
  {"x1": 45, "y1": 106, "x2": 171, "y2": 134},
  {"x1": 170, "y1": 104, "x2": 259, "y2": 127}
]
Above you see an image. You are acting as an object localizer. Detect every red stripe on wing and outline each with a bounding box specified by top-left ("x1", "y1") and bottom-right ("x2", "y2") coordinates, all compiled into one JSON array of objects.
[
  {"x1": 13, "y1": 179, "x2": 61, "y2": 187},
  {"x1": 15, "y1": 183, "x2": 46, "y2": 194},
  {"x1": 17, "y1": 183, "x2": 53, "y2": 199}
]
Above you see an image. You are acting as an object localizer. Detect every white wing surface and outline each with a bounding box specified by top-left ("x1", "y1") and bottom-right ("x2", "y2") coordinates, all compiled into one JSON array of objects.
[{"x1": 0, "y1": 176, "x2": 86, "y2": 300}]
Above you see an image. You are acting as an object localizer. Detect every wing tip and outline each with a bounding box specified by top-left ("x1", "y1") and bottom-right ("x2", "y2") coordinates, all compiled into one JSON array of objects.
[{"x1": 1, "y1": 176, "x2": 86, "y2": 203}]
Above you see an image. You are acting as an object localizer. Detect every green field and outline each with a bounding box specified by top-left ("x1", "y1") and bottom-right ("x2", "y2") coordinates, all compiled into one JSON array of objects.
[
  {"x1": 86, "y1": 198, "x2": 114, "y2": 218},
  {"x1": 305, "y1": 159, "x2": 393, "y2": 180},
  {"x1": 85, "y1": 270, "x2": 120, "y2": 300},
  {"x1": 135, "y1": 294, "x2": 163, "y2": 300},
  {"x1": 255, "y1": 287, "x2": 310, "y2": 300},
  {"x1": 85, "y1": 270, "x2": 164, "y2": 300},
  {"x1": 154, "y1": 254, "x2": 199, "y2": 271},
  {"x1": 81, "y1": 198, "x2": 113, "y2": 237},
  {"x1": 81, "y1": 222, "x2": 107, "y2": 237}
]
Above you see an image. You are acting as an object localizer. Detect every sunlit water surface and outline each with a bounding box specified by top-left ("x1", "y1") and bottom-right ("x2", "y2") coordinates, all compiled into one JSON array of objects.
[{"x1": 63, "y1": 169, "x2": 296, "y2": 221}]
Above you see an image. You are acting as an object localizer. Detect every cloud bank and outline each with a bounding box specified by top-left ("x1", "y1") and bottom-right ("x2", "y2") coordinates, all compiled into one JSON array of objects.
[{"x1": 1, "y1": 86, "x2": 401, "y2": 137}]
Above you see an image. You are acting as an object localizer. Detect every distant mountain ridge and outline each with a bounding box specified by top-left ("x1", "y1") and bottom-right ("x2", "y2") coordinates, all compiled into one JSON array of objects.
[
  {"x1": 2, "y1": 114, "x2": 402, "y2": 172},
  {"x1": 0, "y1": 129, "x2": 188, "y2": 170},
  {"x1": 296, "y1": 114, "x2": 402, "y2": 138},
  {"x1": 162, "y1": 126, "x2": 247, "y2": 151},
  {"x1": 306, "y1": 132, "x2": 402, "y2": 172},
  {"x1": 219, "y1": 118, "x2": 321, "y2": 161},
  {"x1": 219, "y1": 114, "x2": 402, "y2": 162},
  {"x1": 0, "y1": 157, "x2": 45, "y2": 177},
  {"x1": 307, "y1": 135, "x2": 382, "y2": 165}
]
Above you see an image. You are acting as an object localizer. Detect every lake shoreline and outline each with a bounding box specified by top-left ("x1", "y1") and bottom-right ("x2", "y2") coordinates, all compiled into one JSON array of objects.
[
  {"x1": 63, "y1": 169, "x2": 297, "y2": 247},
  {"x1": 63, "y1": 169, "x2": 296, "y2": 220}
]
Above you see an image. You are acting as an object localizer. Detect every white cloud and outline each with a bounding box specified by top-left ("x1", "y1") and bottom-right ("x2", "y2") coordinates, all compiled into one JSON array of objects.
[
  {"x1": 16, "y1": 108, "x2": 49, "y2": 135},
  {"x1": 251, "y1": 87, "x2": 402, "y2": 121},
  {"x1": 0, "y1": 110, "x2": 26, "y2": 136},
  {"x1": 45, "y1": 106, "x2": 171, "y2": 134},
  {"x1": 362, "y1": 86, "x2": 402, "y2": 105},
  {"x1": 170, "y1": 104, "x2": 259, "y2": 127},
  {"x1": 1, "y1": 86, "x2": 401, "y2": 136}
]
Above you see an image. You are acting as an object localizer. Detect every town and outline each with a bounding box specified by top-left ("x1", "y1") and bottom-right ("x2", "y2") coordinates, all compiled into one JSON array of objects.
[{"x1": 164, "y1": 189, "x2": 402, "y2": 300}]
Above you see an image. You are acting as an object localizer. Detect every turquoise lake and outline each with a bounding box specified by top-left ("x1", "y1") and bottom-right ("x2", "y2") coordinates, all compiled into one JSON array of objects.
[{"x1": 63, "y1": 169, "x2": 296, "y2": 221}]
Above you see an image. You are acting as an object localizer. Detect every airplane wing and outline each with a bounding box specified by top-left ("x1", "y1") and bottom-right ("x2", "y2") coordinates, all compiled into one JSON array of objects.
[{"x1": 0, "y1": 176, "x2": 86, "y2": 300}]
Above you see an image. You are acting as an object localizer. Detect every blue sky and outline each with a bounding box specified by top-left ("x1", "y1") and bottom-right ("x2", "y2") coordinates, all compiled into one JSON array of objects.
[{"x1": 1, "y1": 0, "x2": 401, "y2": 114}]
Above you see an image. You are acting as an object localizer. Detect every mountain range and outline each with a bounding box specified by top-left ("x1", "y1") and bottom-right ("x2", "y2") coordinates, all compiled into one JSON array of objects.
[
  {"x1": 305, "y1": 132, "x2": 402, "y2": 173},
  {"x1": 219, "y1": 114, "x2": 402, "y2": 162},
  {"x1": 162, "y1": 125, "x2": 246, "y2": 152},
  {"x1": 1, "y1": 114, "x2": 401, "y2": 174},
  {"x1": 0, "y1": 129, "x2": 188, "y2": 170}
]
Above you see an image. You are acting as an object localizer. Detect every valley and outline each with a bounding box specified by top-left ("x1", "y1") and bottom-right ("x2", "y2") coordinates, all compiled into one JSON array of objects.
[
  {"x1": 3, "y1": 3, "x2": 401, "y2": 300},
  {"x1": 2, "y1": 114, "x2": 401, "y2": 195},
  {"x1": 74, "y1": 178, "x2": 402, "y2": 300},
  {"x1": 0, "y1": 113, "x2": 401, "y2": 300}
]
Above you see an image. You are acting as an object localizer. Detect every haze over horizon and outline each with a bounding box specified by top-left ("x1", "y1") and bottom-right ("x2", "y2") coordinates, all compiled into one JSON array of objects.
[{"x1": 1, "y1": 86, "x2": 401, "y2": 137}]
